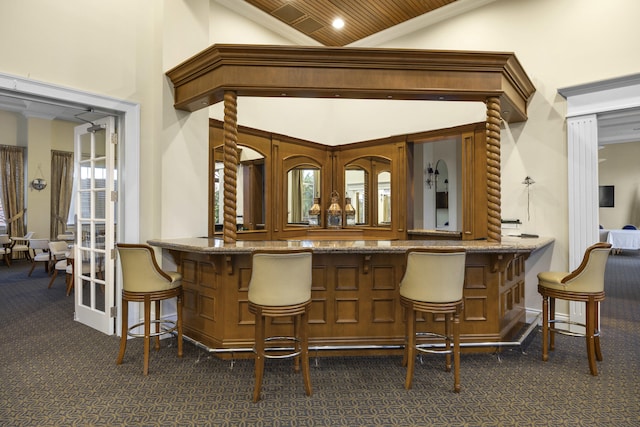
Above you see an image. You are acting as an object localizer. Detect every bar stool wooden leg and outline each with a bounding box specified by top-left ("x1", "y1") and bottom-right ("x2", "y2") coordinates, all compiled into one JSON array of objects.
[
  {"x1": 300, "y1": 310, "x2": 312, "y2": 397},
  {"x1": 594, "y1": 300, "x2": 602, "y2": 362},
  {"x1": 444, "y1": 313, "x2": 452, "y2": 372},
  {"x1": 293, "y1": 315, "x2": 301, "y2": 373},
  {"x1": 404, "y1": 305, "x2": 417, "y2": 390},
  {"x1": 586, "y1": 298, "x2": 598, "y2": 376},
  {"x1": 177, "y1": 292, "x2": 184, "y2": 358},
  {"x1": 542, "y1": 295, "x2": 549, "y2": 362},
  {"x1": 117, "y1": 299, "x2": 129, "y2": 365},
  {"x1": 253, "y1": 307, "x2": 266, "y2": 403},
  {"x1": 154, "y1": 300, "x2": 161, "y2": 351},
  {"x1": 401, "y1": 306, "x2": 409, "y2": 368},
  {"x1": 143, "y1": 296, "x2": 151, "y2": 376},
  {"x1": 549, "y1": 297, "x2": 556, "y2": 351},
  {"x1": 453, "y1": 310, "x2": 461, "y2": 393}
]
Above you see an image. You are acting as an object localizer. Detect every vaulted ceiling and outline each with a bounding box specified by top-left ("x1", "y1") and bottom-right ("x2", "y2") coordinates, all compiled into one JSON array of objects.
[{"x1": 243, "y1": 0, "x2": 458, "y2": 46}]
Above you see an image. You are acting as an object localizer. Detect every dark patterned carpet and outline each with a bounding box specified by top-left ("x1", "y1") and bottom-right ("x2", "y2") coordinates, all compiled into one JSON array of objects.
[{"x1": 1, "y1": 251, "x2": 639, "y2": 426}]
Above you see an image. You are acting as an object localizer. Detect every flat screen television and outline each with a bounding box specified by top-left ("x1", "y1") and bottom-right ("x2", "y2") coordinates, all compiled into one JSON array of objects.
[{"x1": 599, "y1": 185, "x2": 614, "y2": 208}]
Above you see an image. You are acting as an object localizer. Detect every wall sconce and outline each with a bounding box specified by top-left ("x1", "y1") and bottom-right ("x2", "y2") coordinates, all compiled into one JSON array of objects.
[
  {"x1": 426, "y1": 163, "x2": 440, "y2": 189},
  {"x1": 522, "y1": 176, "x2": 535, "y2": 220},
  {"x1": 327, "y1": 191, "x2": 342, "y2": 229},
  {"x1": 425, "y1": 164, "x2": 435, "y2": 188},
  {"x1": 308, "y1": 197, "x2": 321, "y2": 227},
  {"x1": 31, "y1": 178, "x2": 47, "y2": 191}
]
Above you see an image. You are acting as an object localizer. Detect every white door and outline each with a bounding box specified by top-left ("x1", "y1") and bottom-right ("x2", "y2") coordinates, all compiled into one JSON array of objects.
[{"x1": 73, "y1": 117, "x2": 117, "y2": 335}]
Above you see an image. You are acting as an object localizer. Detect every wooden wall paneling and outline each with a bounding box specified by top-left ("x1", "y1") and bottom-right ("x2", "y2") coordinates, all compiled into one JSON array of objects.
[
  {"x1": 174, "y1": 251, "x2": 224, "y2": 348},
  {"x1": 460, "y1": 125, "x2": 489, "y2": 241},
  {"x1": 167, "y1": 45, "x2": 535, "y2": 124},
  {"x1": 169, "y1": 248, "x2": 530, "y2": 356},
  {"x1": 498, "y1": 255, "x2": 526, "y2": 339},
  {"x1": 393, "y1": 141, "x2": 407, "y2": 235},
  {"x1": 461, "y1": 131, "x2": 475, "y2": 239},
  {"x1": 276, "y1": 136, "x2": 330, "y2": 238},
  {"x1": 209, "y1": 119, "x2": 493, "y2": 242},
  {"x1": 473, "y1": 125, "x2": 489, "y2": 240}
]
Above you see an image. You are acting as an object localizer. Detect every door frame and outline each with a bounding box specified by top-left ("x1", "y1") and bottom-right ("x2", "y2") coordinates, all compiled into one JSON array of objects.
[{"x1": 0, "y1": 72, "x2": 141, "y2": 337}]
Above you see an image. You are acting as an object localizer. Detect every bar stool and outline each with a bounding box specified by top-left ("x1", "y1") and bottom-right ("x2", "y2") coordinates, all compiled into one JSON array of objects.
[
  {"x1": 538, "y1": 242, "x2": 611, "y2": 376},
  {"x1": 399, "y1": 248, "x2": 466, "y2": 392},
  {"x1": 116, "y1": 243, "x2": 183, "y2": 375},
  {"x1": 247, "y1": 249, "x2": 313, "y2": 402}
]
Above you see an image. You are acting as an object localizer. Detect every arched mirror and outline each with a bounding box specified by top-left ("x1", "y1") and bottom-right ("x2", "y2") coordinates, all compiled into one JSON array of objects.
[
  {"x1": 435, "y1": 159, "x2": 449, "y2": 229},
  {"x1": 287, "y1": 167, "x2": 321, "y2": 225},
  {"x1": 213, "y1": 145, "x2": 265, "y2": 232},
  {"x1": 345, "y1": 167, "x2": 368, "y2": 226}
]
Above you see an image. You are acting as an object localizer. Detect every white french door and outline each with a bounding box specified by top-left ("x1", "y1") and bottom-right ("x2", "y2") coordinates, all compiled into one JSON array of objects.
[{"x1": 73, "y1": 117, "x2": 117, "y2": 335}]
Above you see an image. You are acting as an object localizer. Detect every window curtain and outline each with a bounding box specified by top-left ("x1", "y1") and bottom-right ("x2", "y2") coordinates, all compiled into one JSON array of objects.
[
  {"x1": 50, "y1": 150, "x2": 74, "y2": 238},
  {"x1": 0, "y1": 145, "x2": 26, "y2": 237}
]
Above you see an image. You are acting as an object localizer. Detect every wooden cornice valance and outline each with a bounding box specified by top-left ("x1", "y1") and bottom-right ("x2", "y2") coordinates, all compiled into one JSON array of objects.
[{"x1": 166, "y1": 44, "x2": 535, "y2": 123}]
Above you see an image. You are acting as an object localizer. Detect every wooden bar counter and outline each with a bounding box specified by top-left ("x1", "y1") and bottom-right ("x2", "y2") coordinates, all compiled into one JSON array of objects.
[{"x1": 149, "y1": 237, "x2": 553, "y2": 357}]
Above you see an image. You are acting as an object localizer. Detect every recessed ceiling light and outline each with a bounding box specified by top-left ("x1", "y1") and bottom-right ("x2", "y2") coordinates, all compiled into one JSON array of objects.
[{"x1": 332, "y1": 18, "x2": 344, "y2": 29}]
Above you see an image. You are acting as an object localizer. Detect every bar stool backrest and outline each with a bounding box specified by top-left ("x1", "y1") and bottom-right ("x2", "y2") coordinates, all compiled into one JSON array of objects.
[
  {"x1": 116, "y1": 244, "x2": 176, "y2": 292},
  {"x1": 248, "y1": 249, "x2": 313, "y2": 306},
  {"x1": 399, "y1": 249, "x2": 466, "y2": 303},
  {"x1": 560, "y1": 243, "x2": 611, "y2": 293}
]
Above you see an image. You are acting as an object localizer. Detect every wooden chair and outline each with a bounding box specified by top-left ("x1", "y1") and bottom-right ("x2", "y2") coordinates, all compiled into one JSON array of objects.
[
  {"x1": 47, "y1": 241, "x2": 71, "y2": 289},
  {"x1": 116, "y1": 243, "x2": 183, "y2": 375},
  {"x1": 399, "y1": 248, "x2": 466, "y2": 392},
  {"x1": 247, "y1": 249, "x2": 313, "y2": 402},
  {"x1": 27, "y1": 239, "x2": 51, "y2": 276},
  {"x1": 0, "y1": 234, "x2": 13, "y2": 266},
  {"x1": 538, "y1": 242, "x2": 612, "y2": 376},
  {"x1": 10, "y1": 231, "x2": 34, "y2": 261}
]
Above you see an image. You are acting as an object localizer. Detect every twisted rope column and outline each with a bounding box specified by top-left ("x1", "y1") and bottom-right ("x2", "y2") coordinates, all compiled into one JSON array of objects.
[
  {"x1": 223, "y1": 91, "x2": 238, "y2": 243},
  {"x1": 486, "y1": 97, "x2": 502, "y2": 243}
]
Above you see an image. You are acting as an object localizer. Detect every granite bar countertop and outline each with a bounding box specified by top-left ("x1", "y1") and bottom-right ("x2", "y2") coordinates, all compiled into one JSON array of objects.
[{"x1": 148, "y1": 236, "x2": 554, "y2": 255}]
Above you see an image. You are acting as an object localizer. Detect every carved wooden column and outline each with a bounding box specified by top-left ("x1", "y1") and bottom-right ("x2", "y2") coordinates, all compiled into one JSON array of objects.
[
  {"x1": 486, "y1": 97, "x2": 502, "y2": 243},
  {"x1": 223, "y1": 91, "x2": 238, "y2": 243}
]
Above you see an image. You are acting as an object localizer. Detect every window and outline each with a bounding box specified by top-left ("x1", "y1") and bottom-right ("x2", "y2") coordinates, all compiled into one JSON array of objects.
[{"x1": 0, "y1": 197, "x2": 5, "y2": 231}]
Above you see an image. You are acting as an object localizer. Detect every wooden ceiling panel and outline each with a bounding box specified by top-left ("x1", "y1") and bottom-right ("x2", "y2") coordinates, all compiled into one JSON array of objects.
[{"x1": 243, "y1": 0, "x2": 458, "y2": 46}]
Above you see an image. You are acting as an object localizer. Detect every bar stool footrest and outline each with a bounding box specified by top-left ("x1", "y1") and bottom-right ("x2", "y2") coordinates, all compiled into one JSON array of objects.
[
  {"x1": 415, "y1": 332, "x2": 454, "y2": 355},
  {"x1": 548, "y1": 320, "x2": 600, "y2": 338},
  {"x1": 256, "y1": 336, "x2": 302, "y2": 359},
  {"x1": 128, "y1": 319, "x2": 177, "y2": 338}
]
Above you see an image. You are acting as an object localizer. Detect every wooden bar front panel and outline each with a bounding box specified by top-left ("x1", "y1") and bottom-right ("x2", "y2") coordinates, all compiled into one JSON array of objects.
[{"x1": 170, "y1": 249, "x2": 526, "y2": 356}]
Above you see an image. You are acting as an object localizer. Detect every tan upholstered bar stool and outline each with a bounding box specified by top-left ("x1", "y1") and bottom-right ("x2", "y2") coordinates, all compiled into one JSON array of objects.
[
  {"x1": 537, "y1": 242, "x2": 611, "y2": 376},
  {"x1": 247, "y1": 249, "x2": 313, "y2": 402},
  {"x1": 116, "y1": 243, "x2": 183, "y2": 375},
  {"x1": 399, "y1": 248, "x2": 466, "y2": 392}
]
